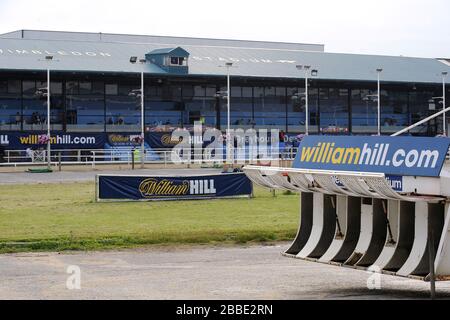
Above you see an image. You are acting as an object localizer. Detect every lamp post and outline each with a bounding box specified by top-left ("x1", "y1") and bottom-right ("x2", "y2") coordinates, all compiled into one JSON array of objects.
[
  {"x1": 225, "y1": 62, "x2": 232, "y2": 164},
  {"x1": 430, "y1": 71, "x2": 448, "y2": 136},
  {"x1": 216, "y1": 62, "x2": 234, "y2": 164},
  {"x1": 40, "y1": 55, "x2": 54, "y2": 170},
  {"x1": 130, "y1": 57, "x2": 146, "y2": 168},
  {"x1": 140, "y1": 71, "x2": 145, "y2": 168},
  {"x1": 295, "y1": 65, "x2": 318, "y2": 135},
  {"x1": 377, "y1": 68, "x2": 383, "y2": 136},
  {"x1": 46, "y1": 67, "x2": 51, "y2": 170},
  {"x1": 364, "y1": 68, "x2": 383, "y2": 135},
  {"x1": 443, "y1": 72, "x2": 448, "y2": 136}
]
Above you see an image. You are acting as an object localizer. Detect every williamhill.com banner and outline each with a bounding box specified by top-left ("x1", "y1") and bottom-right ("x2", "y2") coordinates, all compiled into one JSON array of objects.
[
  {"x1": 97, "y1": 173, "x2": 253, "y2": 201},
  {"x1": 293, "y1": 136, "x2": 450, "y2": 177},
  {"x1": 1, "y1": 132, "x2": 105, "y2": 149}
]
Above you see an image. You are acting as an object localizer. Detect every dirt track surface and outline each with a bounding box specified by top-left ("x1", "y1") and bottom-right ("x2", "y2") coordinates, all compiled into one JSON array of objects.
[{"x1": 1, "y1": 243, "x2": 449, "y2": 300}]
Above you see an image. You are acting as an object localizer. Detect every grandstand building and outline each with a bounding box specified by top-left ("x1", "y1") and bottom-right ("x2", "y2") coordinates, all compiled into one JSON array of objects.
[{"x1": 0, "y1": 29, "x2": 449, "y2": 150}]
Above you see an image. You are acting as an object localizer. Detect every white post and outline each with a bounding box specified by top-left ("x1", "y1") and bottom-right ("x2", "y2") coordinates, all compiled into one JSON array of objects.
[
  {"x1": 141, "y1": 71, "x2": 145, "y2": 168},
  {"x1": 227, "y1": 65, "x2": 231, "y2": 164},
  {"x1": 377, "y1": 69, "x2": 381, "y2": 136},
  {"x1": 47, "y1": 68, "x2": 51, "y2": 170},
  {"x1": 305, "y1": 70, "x2": 309, "y2": 135},
  {"x1": 443, "y1": 72, "x2": 447, "y2": 136}
]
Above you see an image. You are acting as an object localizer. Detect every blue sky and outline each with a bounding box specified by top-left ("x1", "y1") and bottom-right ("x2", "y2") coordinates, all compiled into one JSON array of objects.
[{"x1": 0, "y1": 0, "x2": 449, "y2": 58}]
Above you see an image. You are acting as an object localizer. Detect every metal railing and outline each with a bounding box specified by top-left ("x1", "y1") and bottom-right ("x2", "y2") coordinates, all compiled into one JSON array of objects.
[{"x1": 0, "y1": 147, "x2": 299, "y2": 167}]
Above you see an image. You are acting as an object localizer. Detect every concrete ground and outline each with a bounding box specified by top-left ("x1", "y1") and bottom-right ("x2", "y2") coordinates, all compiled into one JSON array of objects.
[
  {"x1": 0, "y1": 168, "x2": 223, "y2": 185},
  {"x1": 1, "y1": 243, "x2": 449, "y2": 300}
]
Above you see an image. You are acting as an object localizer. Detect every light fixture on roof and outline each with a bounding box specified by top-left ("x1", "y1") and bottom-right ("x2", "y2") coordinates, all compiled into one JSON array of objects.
[
  {"x1": 311, "y1": 69, "x2": 318, "y2": 77},
  {"x1": 45, "y1": 55, "x2": 53, "y2": 61},
  {"x1": 225, "y1": 62, "x2": 233, "y2": 67},
  {"x1": 130, "y1": 56, "x2": 138, "y2": 64}
]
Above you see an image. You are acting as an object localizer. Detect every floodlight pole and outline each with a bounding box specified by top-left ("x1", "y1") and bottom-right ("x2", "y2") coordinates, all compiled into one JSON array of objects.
[
  {"x1": 140, "y1": 71, "x2": 145, "y2": 169},
  {"x1": 46, "y1": 68, "x2": 51, "y2": 170},
  {"x1": 296, "y1": 65, "x2": 315, "y2": 136},
  {"x1": 377, "y1": 68, "x2": 383, "y2": 136},
  {"x1": 443, "y1": 72, "x2": 448, "y2": 136},
  {"x1": 226, "y1": 62, "x2": 232, "y2": 164},
  {"x1": 305, "y1": 67, "x2": 310, "y2": 136}
]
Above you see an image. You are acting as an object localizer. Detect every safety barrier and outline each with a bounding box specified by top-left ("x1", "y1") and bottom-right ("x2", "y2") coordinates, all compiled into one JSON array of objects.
[
  {"x1": 0, "y1": 147, "x2": 299, "y2": 167},
  {"x1": 243, "y1": 135, "x2": 450, "y2": 296}
]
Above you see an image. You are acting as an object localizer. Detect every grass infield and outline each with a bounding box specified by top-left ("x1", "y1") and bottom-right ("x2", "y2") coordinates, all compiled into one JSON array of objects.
[{"x1": 0, "y1": 183, "x2": 299, "y2": 253}]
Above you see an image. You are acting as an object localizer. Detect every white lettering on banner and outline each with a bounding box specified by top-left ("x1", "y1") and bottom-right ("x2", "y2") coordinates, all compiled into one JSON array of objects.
[
  {"x1": 0, "y1": 135, "x2": 9, "y2": 145},
  {"x1": 190, "y1": 180, "x2": 217, "y2": 195}
]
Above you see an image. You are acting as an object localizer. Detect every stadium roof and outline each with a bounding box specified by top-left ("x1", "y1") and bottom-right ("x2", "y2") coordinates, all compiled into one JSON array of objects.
[{"x1": 0, "y1": 29, "x2": 449, "y2": 84}]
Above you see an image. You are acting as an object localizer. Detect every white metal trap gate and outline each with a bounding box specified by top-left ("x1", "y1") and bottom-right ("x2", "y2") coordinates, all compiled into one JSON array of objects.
[{"x1": 244, "y1": 153, "x2": 450, "y2": 297}]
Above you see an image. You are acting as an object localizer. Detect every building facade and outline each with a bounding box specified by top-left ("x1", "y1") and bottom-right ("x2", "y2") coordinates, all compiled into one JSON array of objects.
[{"x1": 0, "y1": 30, "x2": 449, "y2": 150}]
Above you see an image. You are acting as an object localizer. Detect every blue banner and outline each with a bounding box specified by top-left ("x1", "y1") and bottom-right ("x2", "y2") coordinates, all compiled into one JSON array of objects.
[
  {"x1": 147, "y1": 132, "x2": 185, "y2": 149},
  {"x1": 1, "y1": 132, "x2": 106, "y2": 149},
  {"x1": 293, "y1": 136, "x2": 450, "y2": 177},
  {"x1": 98, "y1": 173, "x2": 253, "y2": 201}
]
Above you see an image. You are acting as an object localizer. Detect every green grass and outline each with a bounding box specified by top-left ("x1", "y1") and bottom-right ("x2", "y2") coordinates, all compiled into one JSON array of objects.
[{"x1": 0, "y1": 183, "x2": 299, "y2": 253}]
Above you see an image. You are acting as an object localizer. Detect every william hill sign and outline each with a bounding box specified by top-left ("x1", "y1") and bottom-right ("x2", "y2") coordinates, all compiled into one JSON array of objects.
[
  {"x1": 97, "y1": 174, "x2": 251, "y2": 201},
  {"x1": 139, "y1": 179, "x2": 217, "y2": 198}
]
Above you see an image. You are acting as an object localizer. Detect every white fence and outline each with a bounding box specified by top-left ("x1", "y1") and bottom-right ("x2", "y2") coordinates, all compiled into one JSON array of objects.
[{"x1": 0, "y1": 147, "x2": 299, "y2": 167}]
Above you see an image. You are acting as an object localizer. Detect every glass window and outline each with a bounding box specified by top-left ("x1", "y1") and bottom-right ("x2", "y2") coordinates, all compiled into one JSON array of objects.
[
  {"x1": 182, "y1": 85, "x2": 194, "y2": 99},
  {"x1": 23, "y1": 81, "x2": 36, "y2": 95},
  {"x1": 276, "y1": 87, "x2": 286, "y2": 97},
  {"x1": 8, "y1": 80, "x2": 21, "y2": 94},
  {"x1": 92, "y1": 81, "x2": 104, "y2": 95},
  {"x1": 253, "y1": 86, "x2": 286, "y2": 130},
  {"x1": 79, "y1": 81, "x2": 92, "y2": 94},
  {"x1": 66, "y1": 94, "x2": 105, "y2": 131},
  {"x1": 381, "y1": 90, "x2": 409, "y2": 133},
  {"x1": 105, "y1": 84, "x2": 118, "y2": 95},
  {"x1": 351, "y1": 89, "x2": 378, "y2": 133},
  {"x1": 22, "y1": 96, "x2": 47, "y2": 130},
  {"x1": 185, "y1": 97, "x2": 216, "y2": 127},
  {"x1": 145, "y1": 100, "x2": 183, "y2": 130},
  {"x1": 242, "y1": 87, "x2": 252, "y2": 98},
  {"x1": 205, "y1": 86, "x2": 216, "y2": 98},
  {"x1": 231, "y1": 87, "x2": 242, "y2": 98},
  {"x1": 0, "y1": 80, "x2": 7, "y2": 94},
  {"x1": 145, "y1": 85, "x2": 165, "y2": 99},
  {"x1": 170, "y1": 85, "x2": 182, "y2": 99},
  {"x1": 320, "y1": 88, "x2": 349, "y2": 134},
  {"x1": 106, "y1": 95, "x2": 140, "y2": 132},
  {"x1": 51, "y1": 82, "x2": 63, "y2": 95},
  {"x1": 169, "y1": 57, "x2": 185, "y2": 66},
  {"x1": 118, "y1": 83, "x2": 136, "y2": 96},
  {"x1": 409, "y1": 90, "x2": 437, "y2": 135},
  {"x1": 218, "y1": 86, "x2": 251, "y2": 129},
  {"x1": 0, "y1": 94, "x2": 21, "y2": 131},
  {"x1": 193, "y1": 86, "x2": 205, "y2": 97},
  {"x1": 287, "y1": 87, "x2": 319, "y2": 133},
  {"x1": 66, "y1": 81, "x2": 79, "y2": 95}
]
